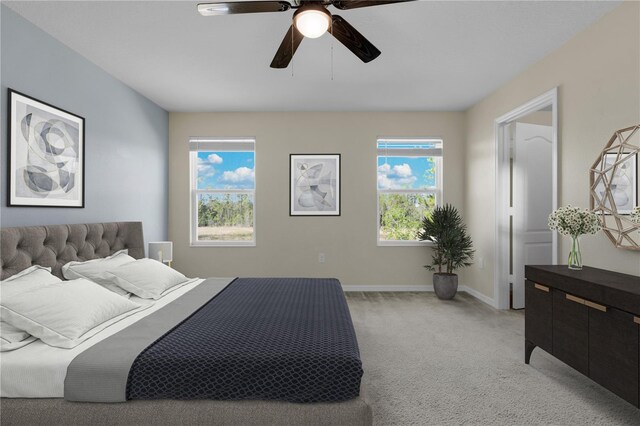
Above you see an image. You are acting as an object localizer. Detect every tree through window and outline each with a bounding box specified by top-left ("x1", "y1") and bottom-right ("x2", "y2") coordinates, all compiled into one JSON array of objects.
[
  {"x1": 377, "y1": 138, "x2": 443, "y2": 245},
  {"x1": 190, "y1": 138, "x2": 255, "y2": 246}
]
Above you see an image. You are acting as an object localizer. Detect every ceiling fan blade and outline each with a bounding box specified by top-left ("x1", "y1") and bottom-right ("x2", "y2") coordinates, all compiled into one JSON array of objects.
[
  {"x1": 330, "y1": 15, "x2": 381, "y2": 63},
  {"x1": 332, "y1": 0, "x2": 416, "y2": 10},
  {"x1": 198, "y1": 1, "x2": 291, "y2": 16},
  {"x1": 270, "y1": 25, "x2": 304, "y2": 68}
]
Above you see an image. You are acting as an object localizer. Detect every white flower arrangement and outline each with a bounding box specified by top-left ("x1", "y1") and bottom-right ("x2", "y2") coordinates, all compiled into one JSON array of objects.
[
  {"x1": 631, "y1": 206, "x2": 640, "y2": 224},
  {"x1": 548, "y1": 205, "x2": 601, "y2": 237}
]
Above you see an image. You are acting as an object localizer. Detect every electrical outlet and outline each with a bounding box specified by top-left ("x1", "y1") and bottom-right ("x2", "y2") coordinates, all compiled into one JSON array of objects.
[
  {"x1": 318, "y1": 253, "x2": 325, "y2": 263},
  {"x1": 478, "y1": 257, "x2": 485, "y2": 269}
]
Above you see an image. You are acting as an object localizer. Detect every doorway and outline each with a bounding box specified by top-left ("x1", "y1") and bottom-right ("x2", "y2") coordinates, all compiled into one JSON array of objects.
[{"x1": 494, "y1": 88, "x2": 558, "y2": 310}]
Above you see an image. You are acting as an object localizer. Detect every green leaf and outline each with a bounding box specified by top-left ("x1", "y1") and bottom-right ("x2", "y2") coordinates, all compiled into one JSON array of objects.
[{"x1": 418, "y1": 204, "x2": 474, "y2": 273}]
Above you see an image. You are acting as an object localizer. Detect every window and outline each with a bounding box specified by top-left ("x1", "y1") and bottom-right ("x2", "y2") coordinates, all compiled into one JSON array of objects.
[
  {"x1": 190, "y1": 138, "x2": 255, "y2": 246},
  {"x1": 377, "y1": 138, "x2": 443, "y2": 245}
]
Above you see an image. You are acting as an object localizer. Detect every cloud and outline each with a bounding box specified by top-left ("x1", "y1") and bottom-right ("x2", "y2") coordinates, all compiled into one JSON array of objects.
[
  {"x1": 197, "y1": 157, "x2": 216, "y2": 178},
  {"x1": 393, "y1": 164, "x2": 412, "y2": 178},
  {"x1": 196, "y1": 154, "x2": 226, "y2": 185},
  {"x1": 377, "y1": 174, "x2": 394, "y2": 189},
  {"x1": 207, "y1": 153, "x2": 223, "y2": 164},
  {"x1": 220, "y1": 166, "x2": 255, "y2": 183},
  {"x1": 378, "y1": 175, "x2": 417, "y2": 189},
  {"x1": 378, "y1": 163, "x2": 391, "y2": 175},
  {"x1": 377, "y1": 162, "x2": 416, "y2": 189}
]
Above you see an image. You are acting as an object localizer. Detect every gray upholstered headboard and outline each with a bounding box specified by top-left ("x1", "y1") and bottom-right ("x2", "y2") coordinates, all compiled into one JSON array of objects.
[{"x1": 0, "y1": 222, "x2": 144, "y2": 280}]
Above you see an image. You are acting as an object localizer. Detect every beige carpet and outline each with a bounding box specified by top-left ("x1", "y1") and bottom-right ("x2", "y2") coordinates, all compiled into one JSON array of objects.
[{"x1": 346, "y1": 292, "x2": 640, "y2": 426}]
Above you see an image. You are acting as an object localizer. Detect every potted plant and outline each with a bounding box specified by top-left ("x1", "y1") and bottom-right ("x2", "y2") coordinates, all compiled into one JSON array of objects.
[{"x1": 418, "y1": 204, "x2": 474, "y2": 300}]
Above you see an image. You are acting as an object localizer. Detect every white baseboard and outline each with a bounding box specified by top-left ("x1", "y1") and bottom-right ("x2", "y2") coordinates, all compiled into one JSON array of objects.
[
  {"x1": 459, "y1": 285, "x2": 498, "y2": 308},
  {"x1": 342, "y1": 284, "x2": 433, "y2": 292},
  {"x1": 342, "y1": 284, "x2": 497, "y2": 308}
]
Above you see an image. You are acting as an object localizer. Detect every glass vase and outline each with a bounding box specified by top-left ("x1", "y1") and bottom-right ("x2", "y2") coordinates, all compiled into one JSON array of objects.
[{"x1": 568, "y1": 235, "x2": 582, "y2": 270}]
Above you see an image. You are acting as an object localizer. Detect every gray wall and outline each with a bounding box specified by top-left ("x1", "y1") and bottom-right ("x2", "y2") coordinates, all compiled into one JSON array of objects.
[{"x1": 0, "y1": 6, "x2": 169, "y2": 247}]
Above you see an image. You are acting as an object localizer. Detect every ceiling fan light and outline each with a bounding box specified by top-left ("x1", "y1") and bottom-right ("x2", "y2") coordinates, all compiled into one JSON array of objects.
[
  {"x1": 294, "y1": 9, "x2": 331, "y2": 39},
  {"x1": 198, "y1": 4, "x2": 230, "y2": 16}
]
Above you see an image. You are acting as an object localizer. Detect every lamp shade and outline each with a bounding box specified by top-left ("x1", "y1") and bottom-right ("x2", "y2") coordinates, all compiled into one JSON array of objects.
[
  {"x1": 148, "y1": 241, "x2": 173, "y2": 263},
  {"x1": 293, "y1": 3, "x2": 331, "y2": 39}
]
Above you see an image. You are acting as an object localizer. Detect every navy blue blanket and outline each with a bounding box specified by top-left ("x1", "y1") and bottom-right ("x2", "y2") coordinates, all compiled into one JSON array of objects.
[{"x1": 126, "y1": 278, "x2": 363, "y2": 403}]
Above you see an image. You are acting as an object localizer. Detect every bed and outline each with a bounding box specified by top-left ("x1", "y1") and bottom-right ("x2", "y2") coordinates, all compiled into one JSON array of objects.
[{"x1": 0, "y1": 222, "x2": 372, "y2": 426}]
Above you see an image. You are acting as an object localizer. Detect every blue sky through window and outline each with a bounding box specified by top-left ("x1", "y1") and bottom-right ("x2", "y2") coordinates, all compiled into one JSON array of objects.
[
  {"x1": 377, "y1": 156, "x2": 436, "y2": 189},
  {"x1": 197, "y1": 151, "x2": 255, "y2": 189}
]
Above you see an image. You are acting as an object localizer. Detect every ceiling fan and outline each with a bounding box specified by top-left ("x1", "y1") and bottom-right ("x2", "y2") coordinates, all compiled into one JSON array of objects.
[{"x1": 197, "y1": 1, "x2": 416, "y2": 68}]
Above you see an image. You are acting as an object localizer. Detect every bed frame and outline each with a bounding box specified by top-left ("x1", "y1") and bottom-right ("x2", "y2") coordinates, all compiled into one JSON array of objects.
[{"x1": 0, "y1": 222, "x2": 372, "y2": 426}]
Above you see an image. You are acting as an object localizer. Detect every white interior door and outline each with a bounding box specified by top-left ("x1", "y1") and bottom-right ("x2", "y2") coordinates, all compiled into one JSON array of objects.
[{"x1": 512, "y1": 123, "x2": 553, "y2": 309}]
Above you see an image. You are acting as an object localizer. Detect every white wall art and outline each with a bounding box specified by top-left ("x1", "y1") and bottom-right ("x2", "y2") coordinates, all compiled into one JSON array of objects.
[
  {"x1": 290, "y1": 154, "x2": 340, "y2": 216},
  {"x1": 9, "y1": 89, "x2": 85, "y2": 207}
]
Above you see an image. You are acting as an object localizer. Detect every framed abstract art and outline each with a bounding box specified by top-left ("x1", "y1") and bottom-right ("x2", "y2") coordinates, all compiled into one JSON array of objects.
[
  {"x1": 8, "y1": 89, "x2": 85, "y2": 207},
  {"x1": 290, "y1": 154, "x2": 340, "y2": 216}
]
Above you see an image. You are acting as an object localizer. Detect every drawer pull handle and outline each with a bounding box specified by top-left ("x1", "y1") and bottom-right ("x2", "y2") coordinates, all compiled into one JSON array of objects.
[
  {"x1": 566, "y1": 294, "x2": 585, "y2": 305},
  {"x1": 534, "y1": 284, "x2": 550, "y2": 292},
  {"x1": 635, "y1": 317, "x2": 640, "y2": 325},
  {"x1": 584, "y1": 300, "x2": 607, "y2": 312}
]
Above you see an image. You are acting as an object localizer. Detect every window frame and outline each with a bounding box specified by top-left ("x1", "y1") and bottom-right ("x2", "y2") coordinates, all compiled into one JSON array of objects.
[
  {"x1": 189, "y1": 138, "x2": 256, "y2": 247},
  {"x1": 376, "y1": 138, "x2": 443, "y2": 247}
]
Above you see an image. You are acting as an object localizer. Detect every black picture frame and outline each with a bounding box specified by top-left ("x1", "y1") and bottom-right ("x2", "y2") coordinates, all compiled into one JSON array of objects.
[
  {"x1": 8, "y1": 89, "x2": 85, "y2": 208},
  {"x1": 290, "y1": 154, "x2": 341, "y2": 216}
]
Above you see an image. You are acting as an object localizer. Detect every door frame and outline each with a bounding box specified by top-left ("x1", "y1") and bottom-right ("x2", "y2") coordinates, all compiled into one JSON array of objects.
[{"x1": 494, "y1": 87, "x2": 558, "y2": 310}]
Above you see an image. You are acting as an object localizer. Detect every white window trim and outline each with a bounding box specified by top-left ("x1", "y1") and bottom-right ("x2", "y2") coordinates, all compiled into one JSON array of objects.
[
  {"x1": 376, "y1": 139, "x2": 443, "y2": 247},
  {"x1": 189, "y1": 139, "x2": 256, "y2": 247}
]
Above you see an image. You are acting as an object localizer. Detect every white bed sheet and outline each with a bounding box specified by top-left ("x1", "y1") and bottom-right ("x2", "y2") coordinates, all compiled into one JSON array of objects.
[{"x1": 0, "y1": 278, "x2": 204, "y2": 398}]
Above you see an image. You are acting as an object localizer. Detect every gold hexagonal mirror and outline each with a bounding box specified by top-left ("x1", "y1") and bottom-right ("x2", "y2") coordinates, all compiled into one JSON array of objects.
[{"x1": 590, "y1": 124, "x2": 640, "y2": 250}]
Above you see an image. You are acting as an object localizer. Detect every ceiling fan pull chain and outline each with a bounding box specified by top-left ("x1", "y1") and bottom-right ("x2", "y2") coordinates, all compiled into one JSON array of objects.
[
  {"x1": 291, "y1": 17, "x2": 295, "y2": 77},
  {"x1": 331, "y1": 20, "x2": 334, "y2": 81}
]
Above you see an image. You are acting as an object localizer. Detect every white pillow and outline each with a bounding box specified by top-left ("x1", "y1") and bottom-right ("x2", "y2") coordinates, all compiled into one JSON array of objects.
[
  {"x1": 0, "y1": 277, "x2": 140, "y2": 348},
  {"x1": 0, "y1": 321, "x2": 36, "y2": 352},
  {"x1": 3, "y1": 265, "x2": 62, "y2": 285},
  {"x1": 62, "y1": 250, "x2": 135, "y2": 297},
  {"x1": 103, "y1": 259, "x2": 188, "y2": 299},
  {"x1": 0, "y1": 265, "x2": 61, "y2": 350}
]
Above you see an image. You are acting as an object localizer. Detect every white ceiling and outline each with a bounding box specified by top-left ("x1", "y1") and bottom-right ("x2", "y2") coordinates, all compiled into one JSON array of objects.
[{"x1": 4, "y1": 0, "x2": 621, "y2": 112}]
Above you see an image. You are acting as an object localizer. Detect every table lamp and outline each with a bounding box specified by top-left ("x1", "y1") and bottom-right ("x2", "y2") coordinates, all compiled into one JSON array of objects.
[{"x1": 148, "y1": 241, "x2": 173, "y2": 266}]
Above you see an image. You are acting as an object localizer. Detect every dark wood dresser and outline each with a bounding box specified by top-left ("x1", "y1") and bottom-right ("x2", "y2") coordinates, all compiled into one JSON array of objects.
[{"x1": 525, "y1": 265, "x2": 640, "y2": 408}]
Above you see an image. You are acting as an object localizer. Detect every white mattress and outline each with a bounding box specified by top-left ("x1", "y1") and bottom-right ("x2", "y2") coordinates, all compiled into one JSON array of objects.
[{"x1": 0, "y1": 278, "x2": 204, "y2": 398}]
